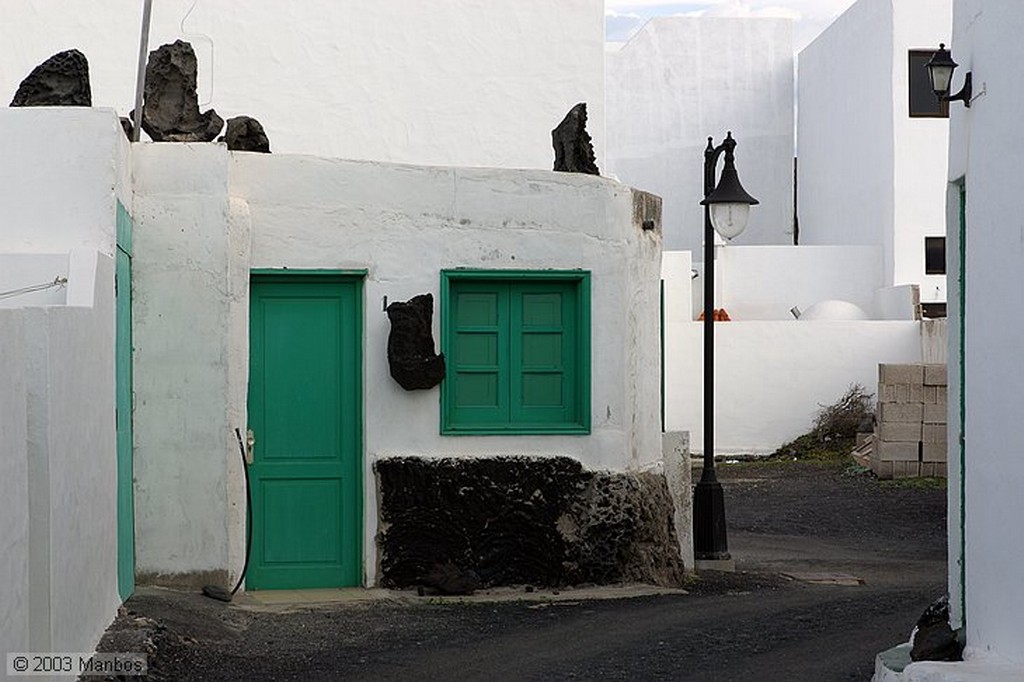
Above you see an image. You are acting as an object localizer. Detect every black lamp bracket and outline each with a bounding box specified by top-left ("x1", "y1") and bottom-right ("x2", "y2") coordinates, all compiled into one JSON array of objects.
[{"x1": 944, "y1": 71, "x2": 973, "y2": 108}]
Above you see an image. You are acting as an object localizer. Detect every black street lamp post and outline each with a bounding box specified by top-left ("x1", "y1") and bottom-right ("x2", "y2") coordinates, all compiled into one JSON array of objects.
[{"x1": 694, "y1": 132, "x2": 758, "y2": 562}]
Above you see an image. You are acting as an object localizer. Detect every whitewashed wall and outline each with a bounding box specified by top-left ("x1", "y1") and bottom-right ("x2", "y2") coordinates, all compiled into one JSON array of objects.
[
  {"x1": 131, "y1": 144, "x2": 661, "y2": 587},
  {"x1": 0, "y1": 108, "x2": 130, "y2": 254},
  {"x1": 0, "y1": 109, "x2": 127, "y2": 661},
  {"x1": 944, "y1": 0, "x2": 1024, "y2": 666},
  {"x1": 663, "y1": 251, "x2": 922, "y2": 455},
  {"x1": 0, "y1": 254, "x2": 69, "y2": 307},
  {"x1": 891, "y1": 0, "x2": 952, "y2": 304},
  {"x1": 0, "y1": 255, "x2": 120, "y2": 658},
  {"x1": 131, "y1": 144, "x2": 235, "y2": 588},
  {"x1": 0, "y1": 0, "x2": 604, "y2": 170},
  {"x1": 606, "y1": 17, "x2": 795, "y2": 252},
  {"x1": 798, "y1": 0, "x2": 895, "y2": 271},
  {"x1": 797, "y1": 0, "x2": 950, "y2": 302},
  {"x1": 0, "y1": 310, "x2": 29, "y2": 661},
  {"x1": 710, "y1": 245, "x2": 883, "y2": 320}
]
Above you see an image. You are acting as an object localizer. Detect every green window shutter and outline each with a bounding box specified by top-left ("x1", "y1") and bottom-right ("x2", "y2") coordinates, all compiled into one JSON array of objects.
[
  {"x1": 510, "y1": 281, "x2": 576, "y2": 426},
  {"x1": 441, "y1": 270, "x2": 590, "y2": 435},
  {"x1": 446, "y1": 281, "x2": 510, "y2": 429}
]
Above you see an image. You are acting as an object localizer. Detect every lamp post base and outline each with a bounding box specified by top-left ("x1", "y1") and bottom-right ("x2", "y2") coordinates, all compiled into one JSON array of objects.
[{"x1": 693, "y1": 478, "x2": 731, "y2": 561}]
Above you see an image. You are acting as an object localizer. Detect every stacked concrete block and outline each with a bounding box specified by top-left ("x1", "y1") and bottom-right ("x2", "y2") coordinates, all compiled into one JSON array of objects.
[{"x1": 872, "y1": 363, "x2": 948, "y2": 479}]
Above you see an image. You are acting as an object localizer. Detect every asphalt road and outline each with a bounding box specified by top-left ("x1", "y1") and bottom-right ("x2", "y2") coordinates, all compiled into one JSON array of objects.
[{"x1": 96, "y1": 460, "x2": 947, "y2": 681}]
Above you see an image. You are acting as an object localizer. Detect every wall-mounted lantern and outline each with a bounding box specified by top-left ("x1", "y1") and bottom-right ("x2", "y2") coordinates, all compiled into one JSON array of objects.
[{"x1": 926, "y1": 43, "x2": 972, "y2": 108}]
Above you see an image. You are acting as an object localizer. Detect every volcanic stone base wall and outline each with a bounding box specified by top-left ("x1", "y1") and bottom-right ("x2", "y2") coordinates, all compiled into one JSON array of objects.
[{"x1": 375, "y1": 456, "x2": 685, "y2": 589}]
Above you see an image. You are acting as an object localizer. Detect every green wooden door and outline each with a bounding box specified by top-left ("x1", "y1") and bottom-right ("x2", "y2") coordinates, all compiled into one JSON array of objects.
[
  {"x1": 115, "y1": 202, "x2": 135, "y2": 600},
  {"x1": 247, "y1": 275, "x2": 363, "y2": 589}
]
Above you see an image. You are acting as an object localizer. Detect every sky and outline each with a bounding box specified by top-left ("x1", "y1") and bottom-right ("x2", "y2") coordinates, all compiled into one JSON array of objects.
[{"x1": 606, "y1": 0, "x2": 858, "y2": 53}]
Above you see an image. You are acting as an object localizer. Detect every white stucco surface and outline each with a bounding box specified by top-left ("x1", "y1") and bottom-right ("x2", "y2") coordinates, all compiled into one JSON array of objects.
[
  {"x1": 890, "y1": 0, "x2": 952, "y2": 303},
  {"x1": 131, "y1": 143, "x2": 236, "y2": 584},
  {"x1": 944, "y1": 0, "x2": 1024, "y2": 665},
  {"x1": 0, "y1": 108, "x2": 127, "y2": 660},
  {"x1": 606, "y1": 17, "x2": 795, "y2": 252},
  {"x1": 0, "y1": 0, "x2": 604, "y2": 170},
  {"x1": 663, "y1": 251, "x2": 922, "y2": 455},
  {"x1": 0, "y1": 108, "x2": 129, "y2": 255},
  {"x1": 0, "y1": 254, "x2": 120, "y2": 657},
  {"x1": 707, "y1": 245, "x2": 883, "y2": 320},
  {"x1": 0, "y1": 254, "x2": 68, "y2": 307},
  {"x1": 0, "y1": 310, "x2": 29, "y2": 661},
  {"x1": 130, "y1": 143, "x2": 662, "y2": 586},
  {"x1": 797, "y1": 0, "x2": 950, "y2": 299}
]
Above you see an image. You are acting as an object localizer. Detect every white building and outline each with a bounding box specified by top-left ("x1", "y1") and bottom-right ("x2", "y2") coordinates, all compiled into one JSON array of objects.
[
  {"x1": 131, "y1": 136, "x2": 665, "y2": 589},
  {"x1": 606, "y1": 17, "x2": 795, "y2": 253},
  {"x1": 1, "y1": 104, "x2": 674, "y2": 634},
  {"x1": 875, "y1": 1, "x2": 1024, "y2": 679},
  {"x1": 798, "y1": 0, "x2": 952, "y2": 315},
  {"x1": 0, "y1": 0, "x2": 604, "y2": 169}
]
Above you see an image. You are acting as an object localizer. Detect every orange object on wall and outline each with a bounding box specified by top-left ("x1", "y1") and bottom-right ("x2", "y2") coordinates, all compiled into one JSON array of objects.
[{"x1": 697, "y1": 308, "x2": 731, "y2": 321}]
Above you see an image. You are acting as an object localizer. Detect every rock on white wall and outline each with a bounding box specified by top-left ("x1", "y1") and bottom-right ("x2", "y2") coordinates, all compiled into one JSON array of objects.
[
  {"x1": 0, "y1": 310, "x2": 29, "y2": 660},
  {"x1": 0, "y1": 0, "x2": 604, "y2": 170},
  {"x1": 663, "y1": 252, "x2": 922, "y2": 455},
  {"x1": 606, "y1": 17, "x2": 795, "y2": 252},
  {"x1": 946, "y1": 0, "x2": 1024, "y2": 663},
  {"x1": 130, "y1": 144, "x2": 661, "y2": 586},
  {"x1": 797, "y1": 0, "x2": 950, "y2": 299}
]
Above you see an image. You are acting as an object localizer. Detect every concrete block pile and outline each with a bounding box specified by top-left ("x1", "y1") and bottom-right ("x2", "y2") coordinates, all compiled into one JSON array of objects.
[{"x1": 872, "y1": 363, "x2": 948, "y2": 479}]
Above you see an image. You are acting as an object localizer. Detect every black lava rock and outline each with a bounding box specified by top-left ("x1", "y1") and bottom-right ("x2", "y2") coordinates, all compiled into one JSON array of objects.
[{"x1": 10, "y1": 49, "x2": 92, "y2": 107}]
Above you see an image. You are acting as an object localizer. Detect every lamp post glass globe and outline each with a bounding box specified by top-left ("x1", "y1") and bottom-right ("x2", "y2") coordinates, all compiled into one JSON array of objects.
[{"x1": 709, "y1": 202, "x2": 750, "y2": 240}]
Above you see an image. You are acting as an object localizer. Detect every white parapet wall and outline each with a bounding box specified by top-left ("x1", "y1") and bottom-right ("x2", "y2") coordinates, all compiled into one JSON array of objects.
[
  {"x1": 0, "y1": 108, "x2": 130, "y2": 254},
  {"x1": 131, "y1": 143, "x2": 662, "y2": 587},
  {"x1": 710, "y1": 245, "x2": 884, "y2": 320},
  {"x1": 0, "y1": 0, "x2": 604, "y2": 170},
  {"x1": 664, "y1": 250, "x2": 923, "y2": 455},
  {"x1": 0, "y1": 252, "x2": 120, "y2": 657},
  {"x1": 0, "y1": 108, "x2": 129, "y2": 660}
]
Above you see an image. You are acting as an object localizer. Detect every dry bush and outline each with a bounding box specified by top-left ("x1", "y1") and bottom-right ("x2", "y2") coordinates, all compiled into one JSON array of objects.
[{"x1": 771, "y1": 384, "x2": 875, "y2": 460}]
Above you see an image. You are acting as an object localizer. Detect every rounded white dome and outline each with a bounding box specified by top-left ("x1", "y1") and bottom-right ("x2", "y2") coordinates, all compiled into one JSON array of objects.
[{"x1": 798, "y1": 299, "x2": 870, "y2": 321}]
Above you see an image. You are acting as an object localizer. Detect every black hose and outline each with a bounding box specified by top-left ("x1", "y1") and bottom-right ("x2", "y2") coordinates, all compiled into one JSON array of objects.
[{"x1": 201, "y1": 427, "x2": 252, "y2": 602}]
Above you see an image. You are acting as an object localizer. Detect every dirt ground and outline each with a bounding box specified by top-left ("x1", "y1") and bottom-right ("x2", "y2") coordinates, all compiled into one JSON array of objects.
[{"x1": 93, "y1": 459, "x2": 947, "y2": 681}]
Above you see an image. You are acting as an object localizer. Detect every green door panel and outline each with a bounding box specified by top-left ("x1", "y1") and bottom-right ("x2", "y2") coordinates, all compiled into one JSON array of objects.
[
  {"x1": 247, "y1": 275, "x2": 362, "y2": 589},
  {"x1": 449, "y1": 284, "x2": 509, "y2": 427},
  {"x1": 115, "y1": 201, "x2": 135, "y2": 601},
  {"x1": 511, "y1": 282, "x2": 576, "y2": 425}
]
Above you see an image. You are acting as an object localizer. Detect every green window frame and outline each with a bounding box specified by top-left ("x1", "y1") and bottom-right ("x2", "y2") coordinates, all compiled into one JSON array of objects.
[{"x1": 441, "y1": 270, "x2": 591, "y2": 435}]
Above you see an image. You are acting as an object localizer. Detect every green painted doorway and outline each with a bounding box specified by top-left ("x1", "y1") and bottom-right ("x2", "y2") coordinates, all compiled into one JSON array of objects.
[
  {"x1": 115, "y1": 201, "x2": 135, "y2": 600},
  {"x1": 247, "y1": 273, "x2": 363, "y2": 589}
]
